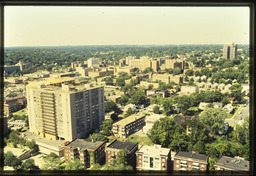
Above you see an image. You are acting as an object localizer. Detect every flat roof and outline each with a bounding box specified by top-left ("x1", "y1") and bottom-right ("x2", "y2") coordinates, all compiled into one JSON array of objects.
[
  {"x1": 107, "y1": 140, "x2": 137, "y2": 151},
  {"x1": 215, "y1": 156, "x2": 249, "y2": 171},
  {"x1": 137, "y1": 144, "x2": 170, "y2": 156},
  {"x1": 113, "y1": 113, "x2": 145, "y2": 127},
  {"x1": 66, "y1": 139, "x2": 104, "y2": 150},
  {"x1": 174, "y1": 151, "x2": 208, "y2": 162}
]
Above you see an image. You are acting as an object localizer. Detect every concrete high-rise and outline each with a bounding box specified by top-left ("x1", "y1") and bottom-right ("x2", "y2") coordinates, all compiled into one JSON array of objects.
[
  {"x1": 223, "y1": 43, "x2": 237, "y2": 59},
  {"x1": 26, "y1": 78, "x2": 105, "y2": 141}
]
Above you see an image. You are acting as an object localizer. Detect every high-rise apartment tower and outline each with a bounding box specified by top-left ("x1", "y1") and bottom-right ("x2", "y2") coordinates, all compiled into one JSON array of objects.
[
  {"x1": 223, "y1": 43, "x2": 237, "y2": 59},
  {"x1": 26, "y1": 78, "x2": 105, "y2": 141}
]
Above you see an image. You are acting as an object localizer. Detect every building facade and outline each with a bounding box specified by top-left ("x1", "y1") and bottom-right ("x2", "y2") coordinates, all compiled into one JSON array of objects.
[
  {"x1": 64, "y1": 139, "x2": 106, "y2": 168},
  {"x1": 105, "y1": 140, "x2": 138, "y2": 168},
  {"x1": 26, "y1": 79, "x2": 105, "y2": 141},
  {"x1": 136, "y1": 144, "x2": 171, "y2": 171},
  {"x1": 173, "y1": 151, "x2": 208, "y2": 171},
  {"x1": 112, "y1": 113, "x2": 146, "y2": 138}
]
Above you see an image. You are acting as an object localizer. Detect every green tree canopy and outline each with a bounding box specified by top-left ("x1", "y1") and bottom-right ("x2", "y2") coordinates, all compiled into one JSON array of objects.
[
  {"x1": 64, "y1": 158, "x2": 84, "y2": 170},
  {"x1": 199, "y1": 108, "x2": 228, "y2": 135}
]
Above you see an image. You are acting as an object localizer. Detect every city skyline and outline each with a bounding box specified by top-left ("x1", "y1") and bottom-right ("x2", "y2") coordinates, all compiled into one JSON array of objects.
[{"x1": 4, "y1": 6, "x2": 249, "y2": 47}]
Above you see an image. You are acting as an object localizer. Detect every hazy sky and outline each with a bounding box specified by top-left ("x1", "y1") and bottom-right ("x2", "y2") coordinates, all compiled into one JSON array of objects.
[{"x1": 5, "y1": 6, "x2": 250, "y2": 47}]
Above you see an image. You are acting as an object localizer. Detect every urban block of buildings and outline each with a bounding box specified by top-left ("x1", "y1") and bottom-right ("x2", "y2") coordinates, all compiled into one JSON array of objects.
[
  {"x1": 26, "y1": 77, "x2": 105, "y2": 141},
  {"x1": 64, "y1": 139, "x2": 106, "y2": 168},
  {"x1": 136, "y1": 144, "x2": 171, "y2": 171},
  {"x1": 4, "y1": 61, "x2": 32, "y2": 74}
]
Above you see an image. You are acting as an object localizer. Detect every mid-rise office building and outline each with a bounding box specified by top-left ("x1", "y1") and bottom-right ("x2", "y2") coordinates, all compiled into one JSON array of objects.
[
  {"x1": 26, "y1": 78, "x2": 105, "y2": 141},
  {"x1": 87, "y1": 58, "x2": 100, "y2": 68},
  {"x1": 223, "y1": 43, "x2": 237, "y2": 59}
]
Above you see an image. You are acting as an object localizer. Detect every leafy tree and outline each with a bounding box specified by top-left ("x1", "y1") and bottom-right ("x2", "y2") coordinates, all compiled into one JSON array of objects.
[
  {"x1": 148, "y1": 84, "x2": 154, "y2": 90},
  {"x1": 21, "y1": 159, "x2": 38, "y2": 170},
  {"x1": 153, "y1": 106, "x2": 161, "y2": 114},
  {"x1": 100, "y1": 120, "x2": 113, "y2": 136},
  {"x1": 199, "y1": 108, "x2": 228, "y2": 135},
  {"x1": 117, "y1": 95, "x2": 129, "y2": 106},
  {"x1": 193, "y1": 140, "x2": 205, "y2": 154},
  {"x1": 4, "y1": 151, "x2": 16, "y2": 166},
  {"x1": 105, "y1": 101, "x2": 118, "y2": 113},
  {"x1": 128, "y1": 90, "x2": 145, "y2": 105},
  {"x1": 42, "y1": 153, "x2": 62, "y2": 170},
  {"x1": 185, "y1": 69, "x2": 194, "y2": 76},
  {"x1": 64, "y1": 158, "x2": 84, "y2": 170},
  {"x1": 142, "y1": 67, "x2": 153, "y2": 74},
  {"x1": 90, "y1": 163, "x2": 103, "y2": 170},
  {"x1": 105, "y1": 77, "x2": 113, "y2": 85},
  {"x1": 221, "y1": 97, "x2": 230, "y2": 106},
  {"x1": 11, "y1": 157, "x2": 22, "y2": 169},
  {"x1": 229, "y1": 83, "x2": 243, "y2": 102},
  {"x1": 26, "y1": 139, "x2": 38, "y2": 150},
  {"x1": 173, "y1": 67, "x2": 181, "y2": 75},
  {"x1": 162, "y1": 99, "x2": 173, "y2": 116},
  {"x1": 124, "y1": 108, "x2": 135, "y2": 118},
  {"x1": 86, "y1": 133, "x2": 108, "y2": 142}
]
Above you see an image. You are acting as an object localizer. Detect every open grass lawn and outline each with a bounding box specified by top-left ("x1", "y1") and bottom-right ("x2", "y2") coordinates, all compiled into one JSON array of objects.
[
  {"x1": 107, "y1": 134, "x2": 153, "y2": 146},
  {"x1": 127, "y1": 134, "x2": 153, "y2": 146}
]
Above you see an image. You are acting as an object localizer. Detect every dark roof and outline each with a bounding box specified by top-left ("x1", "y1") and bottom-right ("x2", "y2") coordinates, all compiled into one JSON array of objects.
[
  {"x1": 173, "y1": 115, "x2": 190, "y2": 125},
  {"x1": 107, "y1": 140, "x2": 137, "y2": 151},
  {"x1": 215, "y1": 156, "x2": 249, "y2": 171},
  {"x1": 66, "y1": 139, "x2": 103, "y2": 150},
  {"x1": 174, "y1": 151, "x2": 208, "y2": 162}
]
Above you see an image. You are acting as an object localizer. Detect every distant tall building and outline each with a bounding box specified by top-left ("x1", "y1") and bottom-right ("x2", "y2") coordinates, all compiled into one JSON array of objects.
[
  {"x1": 87, "y1": 58, "x2": 99, "y2": 68},
  {"x1": 26, "y1": 78, "x2": 105, "y2": 141},
  {"x1": 223, "y1": 43, "x2": 237, "y2": 59}
]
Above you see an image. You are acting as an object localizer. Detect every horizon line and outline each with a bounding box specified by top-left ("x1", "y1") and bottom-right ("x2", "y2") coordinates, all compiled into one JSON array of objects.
[{"x1": 4, "y1": 43, "x2": 250, "y2": 48}]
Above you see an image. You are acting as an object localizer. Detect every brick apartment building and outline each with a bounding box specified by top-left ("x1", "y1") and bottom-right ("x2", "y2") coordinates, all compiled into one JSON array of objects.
[
  {"x1": 105, "y1": 140, "x2": 138, "y2": 168},
  {"x1": 64, "y1": 139, "x2": 106, "y2": 168},
  {"x1": 173, "y1": 151, "x2": 208, "y2": 171}
]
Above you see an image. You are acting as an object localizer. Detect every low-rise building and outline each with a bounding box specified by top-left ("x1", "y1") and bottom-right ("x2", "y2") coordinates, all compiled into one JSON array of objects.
[
  {"x1": 139, "y1": 81, "x2": 159, "y2": 89},
  {"x1": 112, "y1": 113, "x2": 146, "y2": 138},
  {"x1": 105, "y1": 140, "x2": 138, "y2": 168},
  {"x1": 143, "y1": 114, "x2": 165, "y2": 134},
  {"x1": 180, "y1": 85, "x2": 199, "y2": 94},
  {"x1": 76, "y1": 67, "x2": 93, "y2": 76},
  {"x1": 136, "y1": 144, "x2": 171, "y2": 171},
  {"x1": 173, "y1": 151, "x2": 208, "y2": 171},
  {"x1": 64, "y1": 139, "x2": 106, "y2": 168},
  {"x1": 4, "y1": 96, "x2": 27, "y2": 116},
  {"x1": 214, "y1": 156, "x2": 249, "y2": 171}
]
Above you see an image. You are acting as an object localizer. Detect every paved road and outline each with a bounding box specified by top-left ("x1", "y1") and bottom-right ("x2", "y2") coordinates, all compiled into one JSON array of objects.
[{"x1": 225, "y1": 103, "x2": 249, "y2": 126}]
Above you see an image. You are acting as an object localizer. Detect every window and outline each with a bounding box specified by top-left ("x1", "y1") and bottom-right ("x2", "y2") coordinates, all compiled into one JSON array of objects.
[{"x1": 176, "y1": 160, "x2": 180, "y2": 163}]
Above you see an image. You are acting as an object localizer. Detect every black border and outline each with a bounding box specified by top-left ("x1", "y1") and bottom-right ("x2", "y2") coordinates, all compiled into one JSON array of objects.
[{"x1": 0, "y1": 0, "x2": 255, "y2": 175}]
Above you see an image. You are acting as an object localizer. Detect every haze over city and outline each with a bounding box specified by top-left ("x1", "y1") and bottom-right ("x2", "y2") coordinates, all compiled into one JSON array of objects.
[{"x1": 5, "y1": 6, "x2": 249, "y2": 47}]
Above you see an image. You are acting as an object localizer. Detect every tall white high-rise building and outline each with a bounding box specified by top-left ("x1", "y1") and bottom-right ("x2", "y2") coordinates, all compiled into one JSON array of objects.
[
  {"x1": 87, "y1": 58, "x2": 99, "y2": 68},
  {"x1": 26, "y1": 78, "x2": 105, "y2": 141},
  {"x1": 223, "y1": 43, "x2": 237, "y2": 59}
]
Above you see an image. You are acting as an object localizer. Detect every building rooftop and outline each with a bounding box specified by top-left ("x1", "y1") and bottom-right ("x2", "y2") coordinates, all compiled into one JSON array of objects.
[
  {"x1": 174, "y1": 151, "x2": 209, "y2": 162},
  {"x1": 107, "y1": 140, "x2": 137, "y2": 151},
  {"x1": 173, "y1": 115, "x2": 190, "y2": 125},
  {"x1": 113, "y1": 113, "x2": 145, "y2": 127},
  {"x1": 66, "y1": 139, "x2": 104, "y2": 151},
  {"x1": 146, "y1": 114, "x2": 165, "y2": 123},
  {"x1": 215, "y1": 156, "x2": 249, "y2": 171},
  {"x1": 137, "y1": 144, "x2": 170, "y2": 156}
]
